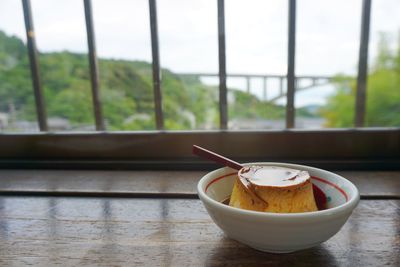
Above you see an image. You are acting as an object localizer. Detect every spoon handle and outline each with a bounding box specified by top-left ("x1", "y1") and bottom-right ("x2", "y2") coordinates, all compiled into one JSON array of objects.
[{"x1": 192, "y1": 145, "x2": 243, "y2": 170}]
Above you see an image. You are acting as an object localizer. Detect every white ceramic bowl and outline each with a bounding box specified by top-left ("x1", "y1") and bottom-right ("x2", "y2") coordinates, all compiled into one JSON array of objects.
[{"x1": 197, "y1": 162, "x2": 359, "y2": 253}]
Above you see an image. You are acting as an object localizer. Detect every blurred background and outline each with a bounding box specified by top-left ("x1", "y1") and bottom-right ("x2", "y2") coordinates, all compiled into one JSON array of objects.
[{"x1": 0, "y1": 0, "x2": 399, "y2": 132}]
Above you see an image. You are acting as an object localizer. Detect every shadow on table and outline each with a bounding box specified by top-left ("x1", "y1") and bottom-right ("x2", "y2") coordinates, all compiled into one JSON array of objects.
[{"x1": 205, "y1": 237, "x2": 339, "y2": 267}]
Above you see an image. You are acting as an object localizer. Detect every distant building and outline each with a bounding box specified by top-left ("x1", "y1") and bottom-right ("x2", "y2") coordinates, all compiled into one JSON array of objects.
[{"x1": 48, "y1": 117, "x2": 71, "y2": 131}]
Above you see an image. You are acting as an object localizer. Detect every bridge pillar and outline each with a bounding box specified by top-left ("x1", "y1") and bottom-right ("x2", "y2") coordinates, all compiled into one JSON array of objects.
[
  {"x1": 263, "y1": 78, "x2": 267, "y2": 101},
  {"x1": 279, "y1": 77, "x2": 284, "y2": 96}
]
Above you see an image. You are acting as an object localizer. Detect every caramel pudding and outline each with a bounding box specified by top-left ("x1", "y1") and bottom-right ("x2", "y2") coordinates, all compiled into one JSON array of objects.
[{"x1": 229, "y1": 166, "x2": 318, "y2": 213}]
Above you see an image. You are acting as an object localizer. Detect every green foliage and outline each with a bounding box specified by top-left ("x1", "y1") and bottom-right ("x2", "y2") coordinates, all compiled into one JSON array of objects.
[
  {"x1": 321, "y1": 85, "x2": 355, "y2": 127},
  {"x1": 49, "y1": 83, "x2": 94, "y2": 125},
  {"x1": 0, "y1": 58, "x2": 33, "y2": 110},
  {"x1": 322, "y1": 33, "x2": 400, "y2": 127},
  {"x1": 365, "y1": 69, "x2": 400, "y2": 126},
  {"x1": 229, "y1": 89, "x2": 285, "y2": 120},
  {"x1": 0, "y1": 31, "x2": 26, "y2": 70},
  {"x1": 296, "y1": 106, "x2": 319, "y2": 118}
]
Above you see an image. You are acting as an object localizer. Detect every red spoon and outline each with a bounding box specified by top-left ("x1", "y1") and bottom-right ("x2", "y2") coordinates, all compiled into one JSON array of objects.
[{"x1": 192, "y1": 145, "x2": 243, "y2": 170}]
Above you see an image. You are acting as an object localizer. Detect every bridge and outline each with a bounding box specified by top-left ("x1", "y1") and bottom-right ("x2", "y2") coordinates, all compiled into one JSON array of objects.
[{"x1": 178, "y1": 73, "x2": 352, "y2": 103}]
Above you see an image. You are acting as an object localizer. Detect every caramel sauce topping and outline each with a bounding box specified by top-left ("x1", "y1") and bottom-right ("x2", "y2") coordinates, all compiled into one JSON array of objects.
[{"x1": 239, "y1": 166, "x2": 310, "y2": 188}]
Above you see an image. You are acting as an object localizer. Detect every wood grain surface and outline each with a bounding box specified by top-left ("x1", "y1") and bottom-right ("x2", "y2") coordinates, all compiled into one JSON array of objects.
[
  {"x1": 0, "y1": 197, "x2": 399, "y2": 266},
  {"x1": 0, "y1": 170, "x2": 399, "y2": 197}
]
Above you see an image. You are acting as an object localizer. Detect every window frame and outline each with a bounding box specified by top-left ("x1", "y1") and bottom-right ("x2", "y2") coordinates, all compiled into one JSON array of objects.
[{"x1": 1, "y1": 128, "x2": 399, "y2": 170}]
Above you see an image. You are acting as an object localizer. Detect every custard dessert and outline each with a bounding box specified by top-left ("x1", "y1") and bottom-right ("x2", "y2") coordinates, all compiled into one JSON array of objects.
[{"x1": 229, "y1": 166, "x2": 318, "y2": 213}]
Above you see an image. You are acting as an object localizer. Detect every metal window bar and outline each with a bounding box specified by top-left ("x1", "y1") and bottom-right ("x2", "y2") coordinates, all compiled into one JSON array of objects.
[
  {"x1": 149, "y1": 0, "x2": 164, "y2": 130},
  {"x1": 286, "y1": 0, "x2": 296, "y2": 129},
  {"x1": 84, "y1": 0, "x2": 105, "y2": 131},
  {"x1": 218, "y1": 0, "x2": 228, "y2": 130},
  {"x1": 21, "y1": 0, "x2": 48, "y2": 131},
  {"x1": 355, "y1": 0, "x2": 372, "y2": 127}
]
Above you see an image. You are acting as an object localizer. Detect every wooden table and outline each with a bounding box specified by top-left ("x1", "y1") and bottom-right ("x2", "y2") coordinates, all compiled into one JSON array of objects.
[{"x1": 0, "y1": 170, "x2": 399, "y2": 266}]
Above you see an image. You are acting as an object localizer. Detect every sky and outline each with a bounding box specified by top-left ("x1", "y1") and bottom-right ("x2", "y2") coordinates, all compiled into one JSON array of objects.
[{"x1": 0, "y1": 0, "x2": 399, "y2": 107}]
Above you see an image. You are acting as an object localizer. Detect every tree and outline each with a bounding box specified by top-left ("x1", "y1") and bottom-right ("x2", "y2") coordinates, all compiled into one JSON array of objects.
[{"x1": 322, "y1": 32, "x2": 400, "y2": 127}]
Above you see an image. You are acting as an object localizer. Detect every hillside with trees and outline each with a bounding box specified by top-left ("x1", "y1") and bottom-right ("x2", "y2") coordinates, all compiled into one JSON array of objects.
[{"x1": 0, "y1": 30, "x2": 288, "y2": 131}]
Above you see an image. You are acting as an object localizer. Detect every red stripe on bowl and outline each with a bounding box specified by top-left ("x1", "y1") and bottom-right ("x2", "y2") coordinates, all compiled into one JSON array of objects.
[
  {"x1": 205, "y1": 172, "x2": 237, "y2": 193},
  {"x1": 311, "y1": 176, "x2": 349, "y2": 201}
]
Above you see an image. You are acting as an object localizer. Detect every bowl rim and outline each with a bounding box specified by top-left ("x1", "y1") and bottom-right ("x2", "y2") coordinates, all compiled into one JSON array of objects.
[{"x1": 197, "y1": 162, "x2": 360, "y2": 219}]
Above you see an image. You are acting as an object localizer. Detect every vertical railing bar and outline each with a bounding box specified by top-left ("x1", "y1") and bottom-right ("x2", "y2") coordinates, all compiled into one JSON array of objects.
[
  {"x1": 286, "y1": 0, "x2": 296, "y2": 129},
  {"x1": 355, "y1": 0, "x2": 371, "y2": 127},
  {"x1": 246, "y1": 77, "x2": 250, "y2": 93},
  {"x1": 21, "y1": 0, "x2": 48, "y2": 131},
  {"x1": 279, "y1": 77, "x2": 284, "y2": 95},
  {"x1": 218, "y1": 0, "x2": 228, "y2": 130},
  {"x1": 83, "y1": 0, "x2": 105, "y2": 131},
  {"x1": 149, "y1": 0, "x2": 164, "y2": 130}
]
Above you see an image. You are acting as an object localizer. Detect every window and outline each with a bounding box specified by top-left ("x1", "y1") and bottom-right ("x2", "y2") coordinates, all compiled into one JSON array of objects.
[{"x1": 0, "y1": 0, "x2": 398, "y2": 170}]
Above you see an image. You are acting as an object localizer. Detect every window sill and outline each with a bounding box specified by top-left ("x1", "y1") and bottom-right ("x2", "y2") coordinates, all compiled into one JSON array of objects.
[{"x1": 0, "y1": 169, "x2": 398, "y2": 199}]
